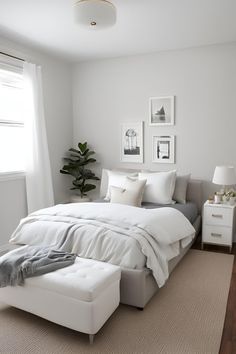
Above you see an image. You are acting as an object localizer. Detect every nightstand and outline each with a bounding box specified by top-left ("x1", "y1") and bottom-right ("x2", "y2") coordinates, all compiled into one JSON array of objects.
[{"x1": 202, "y1": 201, "x2": 236, "y2": 253}]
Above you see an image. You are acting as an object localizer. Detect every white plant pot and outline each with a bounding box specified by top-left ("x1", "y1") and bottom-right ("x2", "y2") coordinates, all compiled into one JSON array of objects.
[
  {"x1": 229, "y1": 196, "x2": 236, "y2": 205},
  {"x1": 70, "y1": 195, "x2": 90, "y2": 203},
  {"x1": 222, "y1": 195, "x2": 229, "y2": 204}
]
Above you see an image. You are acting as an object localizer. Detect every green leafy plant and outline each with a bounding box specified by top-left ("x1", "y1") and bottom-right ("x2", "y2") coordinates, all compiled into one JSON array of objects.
[
  {"x1": 225, "y1": 189, "x2": 236, "y2": 198},
  {"x1": 60, "y1": 142, "x2": 100, "y2": 198}
]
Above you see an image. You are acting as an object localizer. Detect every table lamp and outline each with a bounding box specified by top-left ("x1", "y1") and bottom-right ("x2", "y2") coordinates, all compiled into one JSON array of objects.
[{"x1": 212, "y1": 166, "x2": 236, "y2": 194}]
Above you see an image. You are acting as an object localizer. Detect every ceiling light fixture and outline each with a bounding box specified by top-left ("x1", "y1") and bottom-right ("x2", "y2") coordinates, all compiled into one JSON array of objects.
[{"x1": 74, "y1": 0, "x2": 116, "y2": 29}]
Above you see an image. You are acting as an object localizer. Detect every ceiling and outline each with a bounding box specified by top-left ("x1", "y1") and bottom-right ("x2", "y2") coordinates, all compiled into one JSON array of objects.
[{"x1": 0, "y1": 0, "x2": 236, "y2": 62}]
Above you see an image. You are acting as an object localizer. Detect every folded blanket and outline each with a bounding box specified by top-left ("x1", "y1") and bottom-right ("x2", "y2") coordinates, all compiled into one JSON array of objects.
[{"x1": 0, "y1": 245, "x2": 77, "y2": 287}]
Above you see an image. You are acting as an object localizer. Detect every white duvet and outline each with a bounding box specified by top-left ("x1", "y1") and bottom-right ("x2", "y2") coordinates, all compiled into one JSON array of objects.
[{"x1": 9, "y1": 203, "x2": 195, "y2": 287}]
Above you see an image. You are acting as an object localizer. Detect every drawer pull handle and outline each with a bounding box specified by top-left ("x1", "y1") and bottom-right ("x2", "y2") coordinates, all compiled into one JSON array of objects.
[
  {"x1": 212, "y1": 214, "x2": 223, "y2": 218},
  {"x1": 211, "y1": 232, "x2": 222, "y2": 238}
]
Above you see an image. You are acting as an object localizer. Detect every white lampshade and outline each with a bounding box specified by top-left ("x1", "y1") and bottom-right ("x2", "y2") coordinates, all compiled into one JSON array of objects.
[
  {"x1": 212, "y1": 166, "x2": 236, "y2": 186},
  {"x1": 74, "y1": 0, "x2": 116, "y2": 29}
]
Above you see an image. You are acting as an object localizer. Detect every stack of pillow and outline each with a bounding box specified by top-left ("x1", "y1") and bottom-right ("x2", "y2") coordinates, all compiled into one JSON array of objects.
[{"x1": 102, "y1": 169, "x2": 190, "y2": 207}]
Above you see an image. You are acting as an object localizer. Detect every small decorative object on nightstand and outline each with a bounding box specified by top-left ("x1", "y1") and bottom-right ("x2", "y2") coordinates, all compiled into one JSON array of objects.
[
  {"x1": 214, "y1": 192, "x2": 223, "y2": 204},
  {"x1": 202, "y1": 201, "x2": 235, "y2": 253}
]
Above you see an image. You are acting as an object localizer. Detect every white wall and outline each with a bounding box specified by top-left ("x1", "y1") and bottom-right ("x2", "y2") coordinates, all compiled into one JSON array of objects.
[
  {"x1": 1, "y1": 40, "x2": 235, "y2": 244},
  {"x1": 72, "y1": 42, "x2": 236, "y2": 200},
  {"x1": 0, "y1": 175, "x2": 27, "y2": 245},
  {"x1": 0, "y1": 36, "x2": 73, "y2": 244}
]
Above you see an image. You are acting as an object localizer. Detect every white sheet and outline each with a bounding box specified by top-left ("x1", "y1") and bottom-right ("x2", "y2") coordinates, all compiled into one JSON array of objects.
[{"x1": 9, "y1": 203, "x2": 195, "y2": 287}]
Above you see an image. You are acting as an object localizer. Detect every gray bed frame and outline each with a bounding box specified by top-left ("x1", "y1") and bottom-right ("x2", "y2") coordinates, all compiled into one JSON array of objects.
[{"x1": 100, "y1": 172, "x2": 203, "y2": 308}]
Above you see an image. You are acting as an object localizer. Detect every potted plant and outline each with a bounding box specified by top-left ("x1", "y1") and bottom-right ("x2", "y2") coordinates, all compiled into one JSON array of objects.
[
  {"x1": 224, "y1": 190, "x2": 236, "y2": 205},
  {"x1": 60, "y1": 142, "x2": 100, "y2": 202}
]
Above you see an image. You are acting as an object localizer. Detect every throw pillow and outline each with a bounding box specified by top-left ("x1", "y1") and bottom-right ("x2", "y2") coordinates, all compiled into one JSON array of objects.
[
  {"x1": 104, "y1": 170, "x2": 138, "y2": 200},
  {"x1": 110, "y1": 177, "x2": 146, "y2": 207},
  {"x1": 173, "y1": 174, "x2": 191, "y2": 204}
]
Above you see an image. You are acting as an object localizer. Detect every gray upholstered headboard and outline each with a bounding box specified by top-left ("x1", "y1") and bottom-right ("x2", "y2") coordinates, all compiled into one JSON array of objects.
[
  {"x1": 186, "y1": 179, "x2": 203, "y2": 214},
  {"x1": 100, "y1": 169, "x2": 203, "y2": 214}
]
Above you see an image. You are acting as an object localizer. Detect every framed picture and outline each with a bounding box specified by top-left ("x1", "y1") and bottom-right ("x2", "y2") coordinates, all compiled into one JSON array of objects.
[
  {"x1": 121, "y1": 122, "x2": 143, "y2": 163},
  {"x1": 149, "y1": 96, "x2": 175, "y2": 126},
  {"x1": 152, "y1": 135, "x2": 175, "y2": 163}
]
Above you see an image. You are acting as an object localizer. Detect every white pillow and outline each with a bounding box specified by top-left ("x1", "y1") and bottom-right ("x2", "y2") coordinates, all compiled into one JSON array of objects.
[
  {"x1": 110, "y1": 177, "x2": 146, "y2": 207},
  {"x1": 138, "y1": 170, "x2": 176, "y2": 204},
  {"x1": 105, "y1": 170, "x2": 138, "y2": 200},
  {"x1": 173, "y1": 174, "x2": 191, "y2": 204}
]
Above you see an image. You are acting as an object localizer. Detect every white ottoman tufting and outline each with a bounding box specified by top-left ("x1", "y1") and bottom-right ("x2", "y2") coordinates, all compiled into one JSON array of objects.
[{"x1": 0, "y1": 257, "x2": 121, "y2": 344}]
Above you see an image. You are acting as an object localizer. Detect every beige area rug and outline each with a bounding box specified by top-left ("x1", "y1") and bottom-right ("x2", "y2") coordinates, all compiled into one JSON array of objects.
[{"x1": 0, "y1": 250, "x2": 233, "y2": 354}]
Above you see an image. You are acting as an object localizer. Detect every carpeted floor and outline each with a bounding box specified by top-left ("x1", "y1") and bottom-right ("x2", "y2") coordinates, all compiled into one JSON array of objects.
[{"x1": 0, "y1": 250, "x2": 233, "y2": 354}]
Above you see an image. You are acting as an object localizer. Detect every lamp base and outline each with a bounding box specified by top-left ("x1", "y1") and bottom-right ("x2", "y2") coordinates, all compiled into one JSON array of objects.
[{"x1": 220, "y1": 185, "x2": 226, "y2": 195}]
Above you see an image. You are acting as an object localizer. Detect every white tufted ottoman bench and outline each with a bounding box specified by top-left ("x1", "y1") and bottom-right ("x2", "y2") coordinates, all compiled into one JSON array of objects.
[{"x1": 0, "y1": 257, "x2": 121, "y2": 344}]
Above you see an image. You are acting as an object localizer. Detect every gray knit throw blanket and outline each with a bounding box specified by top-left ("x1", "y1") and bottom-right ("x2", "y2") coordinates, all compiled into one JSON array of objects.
[{"x1": 0, "y1": 245, "x2": 77, "y2": 287}]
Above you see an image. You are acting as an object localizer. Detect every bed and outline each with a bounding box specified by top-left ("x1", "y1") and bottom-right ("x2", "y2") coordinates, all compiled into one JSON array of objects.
[
  {"x1": 7, "y1": 170, "x2": 203, "y2": 309},
  {"x1": 97, "y1": 170, "x2": 202, "y2": 307}
]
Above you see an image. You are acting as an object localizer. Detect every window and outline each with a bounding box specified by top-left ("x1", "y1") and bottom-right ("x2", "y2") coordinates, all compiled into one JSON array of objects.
[{"x1": 0, "y1": 62, "x2": 25, "y2": 173}]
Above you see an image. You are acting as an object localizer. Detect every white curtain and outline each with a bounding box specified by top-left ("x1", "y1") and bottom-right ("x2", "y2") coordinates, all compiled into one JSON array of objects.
[{"x1": 23, "y1": 62, "x2": 54, "y2": 214}]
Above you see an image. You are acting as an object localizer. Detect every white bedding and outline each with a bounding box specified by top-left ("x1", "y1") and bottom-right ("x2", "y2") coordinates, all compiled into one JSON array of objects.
[{"x1": 9, "y1": 203, "x2": 195, "y2": 287}]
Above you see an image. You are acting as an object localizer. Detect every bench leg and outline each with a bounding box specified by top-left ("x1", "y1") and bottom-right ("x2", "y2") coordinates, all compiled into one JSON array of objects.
[
  {"x1": 89, "y1": 334, "x2": 94, "y2": 344},
  {"x1": 136, "y1": 307, "x2": 144, "y2": 311}
]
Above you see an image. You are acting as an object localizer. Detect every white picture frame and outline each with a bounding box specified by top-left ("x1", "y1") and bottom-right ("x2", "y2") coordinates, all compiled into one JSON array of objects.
[
  {"x1": 149, "y1": 96, "x2": 175, "y2": 126},
  {"x1": 121, "y1": 122, "x2": 143, "y2": 163},
  {"x1": 152, "y1": 135, "x2": 175, "y2": 163}
]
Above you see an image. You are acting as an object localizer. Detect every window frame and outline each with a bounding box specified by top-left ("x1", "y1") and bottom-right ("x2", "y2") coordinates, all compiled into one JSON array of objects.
[{"x1": 0, "y1": 55, "x2": 25, "y2": 179}]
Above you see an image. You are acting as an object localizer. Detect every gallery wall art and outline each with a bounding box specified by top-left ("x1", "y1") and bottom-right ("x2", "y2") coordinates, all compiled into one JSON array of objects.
[
  {"x1": 121, "y1": 122, "x2": 143, "y2": 163},
  {"x1": 152, "y1": 135, "x2": 175, "y2": 163},
  {"x1": 149, "y1": 96, "x2": 175, "y2": 126}
]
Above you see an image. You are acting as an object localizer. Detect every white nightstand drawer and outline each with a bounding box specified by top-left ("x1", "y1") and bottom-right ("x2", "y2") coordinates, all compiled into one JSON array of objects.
[
  {"x1": 204, "y1": 206, "x2": 233, "y2": 226},
  {"x1": 203, "y1": 225, "x2": 232, "y2": 246}
]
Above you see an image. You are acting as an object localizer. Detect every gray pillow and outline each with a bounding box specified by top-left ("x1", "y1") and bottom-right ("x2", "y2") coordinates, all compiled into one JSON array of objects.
[{"x1": 173, "y1": 174, "x2": 191, "y2": 204}]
